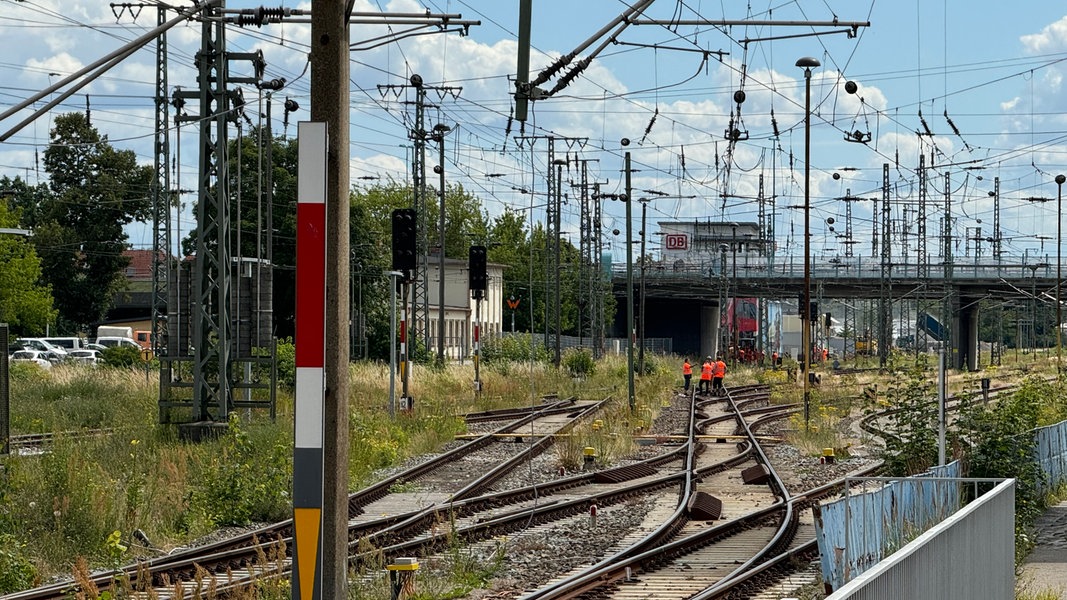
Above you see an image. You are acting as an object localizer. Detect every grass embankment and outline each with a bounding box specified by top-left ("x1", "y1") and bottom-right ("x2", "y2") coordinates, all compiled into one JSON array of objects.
[
  {"x1": 0, "y1": 353, "x2": 677, "y2": 595},
  {"x1": 8, "y1": 350, "x2": 1062, "y2": 599}
]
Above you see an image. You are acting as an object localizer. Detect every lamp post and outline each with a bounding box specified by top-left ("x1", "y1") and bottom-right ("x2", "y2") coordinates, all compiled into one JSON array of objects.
[
  {"x1": 1058, "y1": 173, "x2": 1066, "y2": 369},
  {"x1": 797, "y1": 56, "x2": 820, "y2": 431},
  {"x1": 433, "y1": 123, "x2": 451, "y2": 367},
  {"x1": 624, "y1": 151, "x2": 635, "y2": 410}
]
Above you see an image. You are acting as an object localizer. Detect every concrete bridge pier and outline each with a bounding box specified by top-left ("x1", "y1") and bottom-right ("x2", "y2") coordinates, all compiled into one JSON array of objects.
[
  {"x1": 700, "y1": 302, "x2": 721, "y2": 361},
  {"x1": 953, "y1": 296, "x2": 981, "y2": 371}
]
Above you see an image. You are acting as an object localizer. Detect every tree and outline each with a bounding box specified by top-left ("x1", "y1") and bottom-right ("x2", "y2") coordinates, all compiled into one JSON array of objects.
[
  {"x1": 35, "y1": 113, "x2": 153, "y2": 332},
  {"x1": 0, "y1": 201, "x2": 55, "y2": 333}
]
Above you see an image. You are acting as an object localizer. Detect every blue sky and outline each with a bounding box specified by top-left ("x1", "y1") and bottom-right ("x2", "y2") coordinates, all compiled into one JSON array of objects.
[{"x1": 1, "y1": 1, "x2": 1066, "y2": 266}]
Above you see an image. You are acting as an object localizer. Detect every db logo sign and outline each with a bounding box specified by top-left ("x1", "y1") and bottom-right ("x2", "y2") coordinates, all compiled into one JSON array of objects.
[{"x1": 664, "y1": 234, "x2": 688, "y2": 250}]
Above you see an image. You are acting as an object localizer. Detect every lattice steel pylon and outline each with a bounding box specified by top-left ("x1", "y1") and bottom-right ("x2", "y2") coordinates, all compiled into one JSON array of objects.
[
  {"x1": 382, "y1": 76, "x2": 461, "y2": 355},
  {"x1": 878, "y1": 164, "x2": 892, "y2": 367},
  {"x1": 189, "y1": 1, "x2": 231, "y2": 421},
  {"x1": 410, "y1": 81, "x2": 429, "y2": 353},
  {"x1": 592, "y1": 182, "x2": 603, "y2": 358},
  {"x1": 757, "y1": 173, "x2": 768, "y2": 355},
  {"x1": 917, "y1": 153, "x2": 927, "y2": 278},
  {"x1": 151, "y1": 5, "x2": 172, "y2": 398}
]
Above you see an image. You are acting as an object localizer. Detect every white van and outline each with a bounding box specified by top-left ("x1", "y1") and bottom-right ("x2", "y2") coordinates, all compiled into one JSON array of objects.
[
  {"x1": 95, "y1": 336, "x2": 142, "y2": 351},
  {"x1": 43, "y1": 337, "x2": 87, "y2": 351}
]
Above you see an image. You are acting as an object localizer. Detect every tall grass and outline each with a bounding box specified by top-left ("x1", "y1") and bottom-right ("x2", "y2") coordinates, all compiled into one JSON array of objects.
[{"x1": 0, "y1": 352, "x2": 688, "y2": 589}]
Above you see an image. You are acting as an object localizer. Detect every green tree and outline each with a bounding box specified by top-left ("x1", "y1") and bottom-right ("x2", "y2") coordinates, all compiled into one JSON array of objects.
[
  {"x1": 0, "y1": 201, "x2": 55, "y2": 333},
  {"x1": 487, "y1": 211, "x2": 615, "y2": 339},
  {"x1": 36, "y1": 113, "x2": 152, "y2": 332}
]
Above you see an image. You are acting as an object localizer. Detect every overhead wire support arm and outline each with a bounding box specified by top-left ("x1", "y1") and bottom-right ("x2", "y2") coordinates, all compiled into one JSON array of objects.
[
  {"x1": 0, "y1": 0, "x2": 215, "y2": 142},
  {"x1": 739, "y1": 27, "x2": 862, "y2": 44},
  {"x1": 611, "y1": 40, "x2": 728, "y2": 60},
  {"x1": 350, "y1": 23, "x2": 480, "y2": 51},
  {"x1": 627, "y1": 18, "x2": 870, "y2": 29},
  {"x1": 515, "y1": 0, "x2": 655, "y2": 118}
]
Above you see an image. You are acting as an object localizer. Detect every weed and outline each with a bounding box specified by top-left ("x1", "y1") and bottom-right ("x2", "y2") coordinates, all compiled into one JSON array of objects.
[{"x1": 0, "y1": 534, "x2": 37, "y2": 593}]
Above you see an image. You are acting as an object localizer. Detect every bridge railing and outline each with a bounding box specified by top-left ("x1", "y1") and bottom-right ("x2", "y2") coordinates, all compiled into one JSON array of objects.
[{"x1": 618, "y1": 256, "x2": 1059, "y2": 281}]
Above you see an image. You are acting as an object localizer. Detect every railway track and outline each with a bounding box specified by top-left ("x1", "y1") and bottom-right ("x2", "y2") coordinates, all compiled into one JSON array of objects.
[
  {"x1": 4, "y1": 381, "x2": 894, "y2": 600},
  {"x1": 3, "y1": 397, "x2": 611, "y2": 600},
  {"x1": 516, "y1": 385, "x2": 881, "y2": 600}
]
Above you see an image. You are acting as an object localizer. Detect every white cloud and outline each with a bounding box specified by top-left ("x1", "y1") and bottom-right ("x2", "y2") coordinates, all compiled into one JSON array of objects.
[{"x1": 1020, "y1": 15, "x2": 1067, "y2": 54}]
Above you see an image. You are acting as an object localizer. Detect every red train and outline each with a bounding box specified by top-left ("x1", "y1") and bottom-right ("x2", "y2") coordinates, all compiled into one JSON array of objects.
[{"x1": 724, "y1": 298, "x2": 762, "y2": 363}]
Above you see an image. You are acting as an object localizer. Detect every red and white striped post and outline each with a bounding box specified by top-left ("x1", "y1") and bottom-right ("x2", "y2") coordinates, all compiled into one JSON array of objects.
[{"x1": 293, "y1": 121, "x2": 327, "y2": 600}]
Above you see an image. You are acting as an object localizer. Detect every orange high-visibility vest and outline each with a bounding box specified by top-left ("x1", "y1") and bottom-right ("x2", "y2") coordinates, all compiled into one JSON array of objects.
[
  {"x1": 700, "y1": 362, "x2": 713, "y2": 380},
  {"x1": 682, "y1": 361, "x2": 692, "y2": 375},
  {"x1": 714, "y1": 360, "x2": 726, "y2": 378}
]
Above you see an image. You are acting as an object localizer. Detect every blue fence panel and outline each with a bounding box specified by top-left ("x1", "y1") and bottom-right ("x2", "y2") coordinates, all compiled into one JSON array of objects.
[
  {"x1": 1035, "y1": 420, "x2": 1067, "y2": 494},
  {"x1": 813, "y1": 462, "x2": 961, "y2": 592}
]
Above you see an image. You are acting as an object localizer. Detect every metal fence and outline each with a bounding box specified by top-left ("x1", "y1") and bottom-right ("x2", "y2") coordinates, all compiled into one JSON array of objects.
[
  {"x1": 1035, "y1": 419, "x2": 1067, "y2": 495},
  {"x1": 497, "y1": 332, "x2": 673, "y2": 356},
  {"x1": 823, "y1": 477, "x2": 1015, "y2": 600},
  {"x1": 814, "y1": 461, "x2": 963, "y2": 592}
]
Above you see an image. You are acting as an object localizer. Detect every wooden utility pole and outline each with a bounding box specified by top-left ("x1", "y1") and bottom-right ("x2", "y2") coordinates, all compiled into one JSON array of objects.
[{"x1": 310, "y1": 2, "x2": 350, "y2": 596}]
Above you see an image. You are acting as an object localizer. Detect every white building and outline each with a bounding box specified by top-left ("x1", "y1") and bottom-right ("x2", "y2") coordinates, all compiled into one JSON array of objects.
[
  {"x1": 656, "y1": 220, "x2": 771, "y2": 274},
  {"x1": 424, "y1": 257, "x2": 505, "y2": 360}
]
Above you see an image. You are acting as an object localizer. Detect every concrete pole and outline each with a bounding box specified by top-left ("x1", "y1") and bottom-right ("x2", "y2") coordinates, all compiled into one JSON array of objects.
[
  {"x1": 1057, "y1": 174, "x2": 1065, "y2": 370},
  {"x1": 310, "y1": 2, "x2": 350, "y2": 595},
  {"x1": 797, "y1": 56, "x2": 819, "y2": 432},
  {"x1": 436, "y1": 127, "x2": 448, "y2": 366},
  {"x1": 638, "y1": 198, "x2": 647, "y2": 375}
]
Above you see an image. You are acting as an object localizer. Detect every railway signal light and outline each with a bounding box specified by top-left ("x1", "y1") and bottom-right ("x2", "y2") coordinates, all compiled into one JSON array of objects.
[
  {"x1": 469, "y1": 245, "x2": 487, "y2": 291},
  {"x1": 391, "y1": 208, "x2": 417, "y2": 271}
]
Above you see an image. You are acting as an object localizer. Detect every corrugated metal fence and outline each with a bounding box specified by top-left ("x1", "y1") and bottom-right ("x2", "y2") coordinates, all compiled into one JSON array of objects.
[
  {"x1": 1035, "y1": 419, "x2": 1067, "y2": 495},
  {"x1": 813, "y1": 462, "x2": 962, "y2": 592}
]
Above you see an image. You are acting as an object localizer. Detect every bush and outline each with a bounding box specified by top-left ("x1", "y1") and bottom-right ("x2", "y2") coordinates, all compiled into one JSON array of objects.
[
  {"x1": 276, "y1": 337, "x2": 295, "y2": 389},
  {"x1": 101, "y1": 345, "x2": 142, "y2": 368},
  {"x1": 0, "y1": 534, "x2": 37, "y2": 593},
  {"x1": 481, "y1": 334, "x2": 549, "y2": 364},
  {"x1": 563, "y1": 348, "x2": 594, "y2": 376},
  {"x1": 187, "y1": 416, "x2": 292, "y2": 528}
]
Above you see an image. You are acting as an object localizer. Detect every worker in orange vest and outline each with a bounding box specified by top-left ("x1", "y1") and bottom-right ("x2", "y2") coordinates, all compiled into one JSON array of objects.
[
  {"x1": 699, "y1": 358, "x2": 713, "y2": 394},
  {"x1": 682, "y1": 358, "x2": 693, "y2": 392},
  {"x1": 771, "y1": 351, "x2": 779, "y2": 368},
  {"x1": 713, "y1": 356, "x2": 727, "y2": 395}
]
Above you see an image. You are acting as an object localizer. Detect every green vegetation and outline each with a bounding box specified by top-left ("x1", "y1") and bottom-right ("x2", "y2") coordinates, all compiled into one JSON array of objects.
[
  {"x1": 0, "y1": 352, "x2": 674, "y2": 587},
  {"x1": 5, "y1": 340, "x2": 1067, "y2": 596}
]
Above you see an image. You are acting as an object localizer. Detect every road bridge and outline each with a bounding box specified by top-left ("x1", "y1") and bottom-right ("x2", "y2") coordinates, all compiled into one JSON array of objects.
[{"x1": 612, "y1": 255, "x2": 1063, "y2": 371}]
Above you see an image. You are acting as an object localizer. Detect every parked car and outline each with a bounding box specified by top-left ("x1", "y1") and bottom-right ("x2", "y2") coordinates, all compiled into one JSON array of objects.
[
  {"x1": 14, "y1": 338, "x2": 68, "y2": 360},
  {"x1": 10, "y1": 349, "x2": 53, "y2": 369},
  {"x1": 85, "y1": 342, "x2": 108, "y2": 352},
  {"x1": 67, "y1": 349, "x2": 102, "y2": 365}
]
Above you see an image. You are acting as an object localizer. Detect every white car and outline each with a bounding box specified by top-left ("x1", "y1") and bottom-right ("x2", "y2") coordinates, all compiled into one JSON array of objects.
[
  {"x1": 10, "y1": 349, "x2": 53, "y2": 369},
  {"x1": 68, "y1": 349, "x2": 102, "y2": 365},
  {"x1": 14, "y1": 338, "x2": 68, "y2": 361}
]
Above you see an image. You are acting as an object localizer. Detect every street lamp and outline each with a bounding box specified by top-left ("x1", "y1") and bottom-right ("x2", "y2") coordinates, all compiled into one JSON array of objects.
[
  {"x1": 1057, "y1": 173, "x2": 1066, "y2": 369},
  {"x1": 797, "y1": 56, "x2": 820, "y2": 431},
  {"x1": 625, "y1": 150, "x2": 635, "y2": 410}
]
